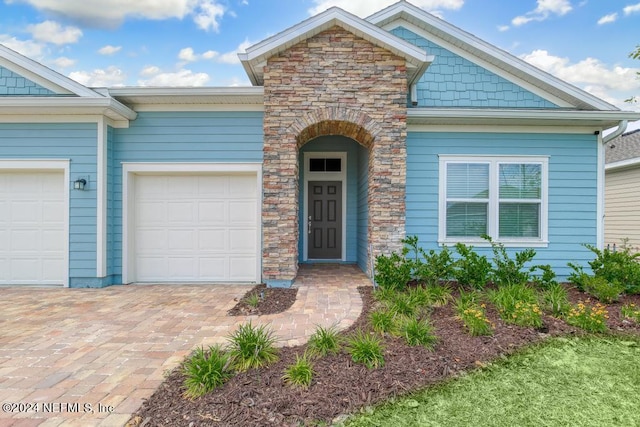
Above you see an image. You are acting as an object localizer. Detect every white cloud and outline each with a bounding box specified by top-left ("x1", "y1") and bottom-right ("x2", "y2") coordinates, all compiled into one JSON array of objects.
[
  {"x1": 512, "y1": 0, "x2": 572, "y2": 27},
  {"x1": 0, "y1": 35, "x2": 46, "y2": 59},
  {"x1": 137, "y1": 67, "x2": 210, "y2": 86},
  {"x1": 217, "y1": 39, "x2": 253, "y2": 64},
  {"x1": 597, "y1": 13, "x2": 617, "y2": 25},
  {"x1": 68, "y1": 66, "x2": 127, "y2": 87},
  {"x1": 624, "y1": 3, "x2": 640, "y2": 15},
  {"x1": 308, "y1": 0, "x2": 463, "y2": 17},
  {"x1": 497, "y1": 25, "x2": 510, "y2": 32},
  {"x1": 98, "y1": 45, "x2": 122, "y2": 55},
  {"x1": 520, "y1": 49, "x2": 640, "y2": 108},
  {"x1": 26, "y1": 21, "x2": 82, "y2": 45},
  {"x1": 193, "y1": 0, "x2": 225, "y2": 31},
  {"x1": 51, "y1": 56, "x2": 76, "y2": 68},
  {"x1": 6, "y1": 0, "x2": 227, "y2": 31}
]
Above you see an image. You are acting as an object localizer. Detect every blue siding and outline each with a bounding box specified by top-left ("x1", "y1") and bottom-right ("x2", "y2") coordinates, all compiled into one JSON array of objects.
[
  {"x1": 298, "y1": 136, "x2": 364, "y2": 263},
  {"x1": 391, "y1": 27, "x2": 559, "y2": 109},
  {"x1": 110, "y1": 111, "x2": 264, "y2": 278},
  {"x1": 0, "y1": 123, "x2": 98, "y2": 285},
  {"x1": 0, "y1": 66, "x2": 57, "y2": 96},
  {"x1": 357, "y1": 144, "x2": 369, "y2": 273},
  {"x1": 406, "y1": 132, "x2": 598, "y2": 279}
]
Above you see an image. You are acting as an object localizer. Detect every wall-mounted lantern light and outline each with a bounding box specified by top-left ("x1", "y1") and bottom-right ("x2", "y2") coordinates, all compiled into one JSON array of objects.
[{"x1": 74, "y1": 178, "x2": 87, "y2": 191}]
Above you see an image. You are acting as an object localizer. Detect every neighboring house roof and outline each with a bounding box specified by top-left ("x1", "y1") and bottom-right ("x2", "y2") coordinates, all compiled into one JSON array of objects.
[
  {"x1": 606, "y1": 129, "x2": 640, "y2": 169},
  {"x1": 238, "y1": 5, "x2": 434, "y2": 87}
]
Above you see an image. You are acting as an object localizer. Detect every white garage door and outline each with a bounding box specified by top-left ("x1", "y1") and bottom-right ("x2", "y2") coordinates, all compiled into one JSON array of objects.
[
  {"x1": 133, "y1": 173, "x2": 259, "y2": 282},
  {"x1": 0, "y1": 170, "x2": 66, "y2": 285}
]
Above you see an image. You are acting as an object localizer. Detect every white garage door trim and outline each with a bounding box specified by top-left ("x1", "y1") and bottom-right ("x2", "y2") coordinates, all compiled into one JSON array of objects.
[
  {"x1": 122, "y1": 163, "x2": 262, "y2": 284},
  {"x1": 0, "y1": 159, "x2": 70, "y2": 287}
]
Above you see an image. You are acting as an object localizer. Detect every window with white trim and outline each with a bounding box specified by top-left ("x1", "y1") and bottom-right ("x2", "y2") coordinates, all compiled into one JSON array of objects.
[{"x1": 439, "y1": 156, "x2": 548, "y2": 246}]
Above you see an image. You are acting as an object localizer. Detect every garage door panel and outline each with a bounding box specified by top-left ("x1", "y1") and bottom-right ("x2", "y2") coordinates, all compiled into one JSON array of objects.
[
  {"x1": 133, "y1": 173, "x2": 258, "y2": 283},
  {"x1": 229, "y1": 201, "x2": 257, "y2": 224},
  {"x1": 198, "y1": 229, "x2": 227, "y2": 251},
  {"x1": 229, "y1": 176, "x2": 257, "y2": 198},
  {"x1": 136, "y1": 229, "x2": 166, "y2": 250},
  {"x1": 199, "y1": 201, "x2": 226, "y2": 223},
  {"x1": 168, "y1": 229, "x2": 196, "y2": 250},
  {"x1": 229, "y1": 257, "x2": 257, "y2": 281},
  {"x1": 168, "y1": 202, "x2": 195, "y2": 222},
  {"x1": 229, "y1": 229, "x2": 257, "y2": 251}
]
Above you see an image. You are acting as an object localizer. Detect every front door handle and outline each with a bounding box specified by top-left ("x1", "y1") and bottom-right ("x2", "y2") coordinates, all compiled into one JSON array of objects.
[{"x1": 308, "y1": 216, "x2": 312, "y2": 234}]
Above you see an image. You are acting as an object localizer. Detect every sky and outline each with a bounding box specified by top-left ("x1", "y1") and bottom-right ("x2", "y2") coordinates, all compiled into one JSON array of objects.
[{"x1": 0, "y1": 0, "x2": 639, "y2": 129}]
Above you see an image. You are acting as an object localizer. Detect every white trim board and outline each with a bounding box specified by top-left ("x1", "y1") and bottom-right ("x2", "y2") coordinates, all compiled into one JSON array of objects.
[
  {"x1": 121, "y1": 162, "x2": 263, "y2": 284},
  {"x1": 302, "y1": 152, "x2": 348, "y2": 262}
]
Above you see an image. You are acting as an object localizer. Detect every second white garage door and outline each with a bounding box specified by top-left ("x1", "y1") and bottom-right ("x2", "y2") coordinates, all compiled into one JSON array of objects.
[
  {"x1": 133, "y1": 173, "x2": 259, "y2": 283},
  {"x1": 0, "y1": 170, "x2": 66, "y2": 286}
]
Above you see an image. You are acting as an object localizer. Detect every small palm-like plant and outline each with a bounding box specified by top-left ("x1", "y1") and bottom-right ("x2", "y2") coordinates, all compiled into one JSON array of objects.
[
  {"x1": 346, "y1": 329, "x2": 385, "y2": 369},
  {"x1": 370, "y1": 309, "x2": 396, "y2": 334},
  {"x1": 307, "y1": 325, "x2": 341, "y2": 357},
  {"x1": 227, "y1": 321, "x2": 279, "y2": 372},
  {"x1": 182, "y1": 345, "x2": 233, "y2": 398},
  {"x1": 282, "y1": 352, "x2": 314, "y2": 389},
  {"x1": 400, "y1": 317, "x2": 438, "y2": 349}
]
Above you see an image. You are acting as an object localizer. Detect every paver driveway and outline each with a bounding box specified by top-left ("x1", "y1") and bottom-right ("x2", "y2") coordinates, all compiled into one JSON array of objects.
[{"x1": 0, "y1": 264, "x2": 365, "y2": 426}]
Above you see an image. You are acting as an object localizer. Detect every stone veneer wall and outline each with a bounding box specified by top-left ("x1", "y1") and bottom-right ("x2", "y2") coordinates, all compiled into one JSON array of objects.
[{"x1": 262, "y1": 26, "x2": 408, "y2": 284}]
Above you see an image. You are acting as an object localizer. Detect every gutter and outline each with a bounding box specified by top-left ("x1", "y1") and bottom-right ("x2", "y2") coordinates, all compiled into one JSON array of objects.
[{"x1": 602, "y1": 120, "x2": 628, "y2": 144}]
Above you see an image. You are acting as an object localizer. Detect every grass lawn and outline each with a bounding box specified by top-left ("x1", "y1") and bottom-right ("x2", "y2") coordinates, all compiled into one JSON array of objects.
[{"x1": 342, "y1": 336, "x2": 640, "y2": 427}]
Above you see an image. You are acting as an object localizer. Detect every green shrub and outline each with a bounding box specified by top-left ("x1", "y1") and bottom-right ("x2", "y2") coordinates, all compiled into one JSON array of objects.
[
  {"x1": 452, "y1": 243, "x2": 492, "y2": 289},
  {"x1": 307, "y1": 325, "x2": 341, "y2": 357},
  {"x1": 583, "y1": 243, "x2": 640, "y2": 294},
  {"x1": 374, "y1": 252, "x2": 412, "y2": 291},
  {"x1": 485, "y1": 235, "x2": 536, "y2": 287},
  {"x1": 415, "y1": 245, "x2": 455, "y2": 286},
  {"x1": 566, "y1": 301, "x2": 608, "y2": 333},
  {"x1": 406, "y1": 285, "x2": 432, "y2": 308},
  {"x1": 488, "y1": 283, "x2": 542, "y2": 328},
  {"x1": 370, "y1": 309, "x2": 396, "y2": 334},
  {"x1": 540, "y1": 283, "x2": 570, "y2": 317},
  {"x1": 227, "y1": 322, "x2": 279, "y2": 372},
  {"x1": 399, "y1": 317, "x2": 438, "y2": 349},
  {"x1": 346, "y1": 330, "x2": 385, "y2": 369},
  {"x1": 182, "y1": 345, "x2": 233, "y2": 398},
  {"x1": 532, "y1": 264, "x2": 558, "y2": 290},
  {"x1": 621, "y1": 303, "x2": 640, "y2": 323},
  {"x1": 282, "y1": 353, "x2": 314, "y2": 389},
  {"x1": 582, "y1": 275, "x2": 624, "y2": 304}
]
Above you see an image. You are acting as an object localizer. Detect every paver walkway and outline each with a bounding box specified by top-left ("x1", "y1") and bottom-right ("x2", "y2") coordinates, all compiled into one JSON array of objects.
[{"x1": 0, "y1": 264, "x2": 367, "y2": 426}]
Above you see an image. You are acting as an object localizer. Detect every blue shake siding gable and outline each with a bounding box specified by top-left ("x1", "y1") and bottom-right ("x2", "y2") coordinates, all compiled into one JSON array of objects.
[{"x1": 391, "y1": 27, "x2": 559, "y2": 109}]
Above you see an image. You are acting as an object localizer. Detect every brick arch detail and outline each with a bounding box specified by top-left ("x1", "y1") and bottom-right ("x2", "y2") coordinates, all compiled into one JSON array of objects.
[{"x1": 289, "y1": 107, "x2": 381, "y2": 149}]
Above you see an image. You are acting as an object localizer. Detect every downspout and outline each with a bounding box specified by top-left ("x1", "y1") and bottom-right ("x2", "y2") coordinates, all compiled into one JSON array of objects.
[
  {"x1": 603, "y1": 120, "x2": 628, "y2": 144},
  {"x1": 598, "y1": 120, "x2": 628, "y2": 249}
]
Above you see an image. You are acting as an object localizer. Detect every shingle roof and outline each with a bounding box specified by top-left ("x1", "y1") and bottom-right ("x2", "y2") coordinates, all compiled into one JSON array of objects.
[{"x1": 606, "y1": 129, "x2": 640, "y2": 164}]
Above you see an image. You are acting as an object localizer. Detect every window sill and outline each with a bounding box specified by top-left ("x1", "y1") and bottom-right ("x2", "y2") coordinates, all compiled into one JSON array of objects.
[{"x1": 438, "y1": 239, "x2": 549, "y2": 248}]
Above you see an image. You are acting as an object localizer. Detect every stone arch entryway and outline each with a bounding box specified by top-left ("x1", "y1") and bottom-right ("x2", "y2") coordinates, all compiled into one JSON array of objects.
[
  {"x1": 262, "y1": 107, "x2": 407, "y2": 286},
  {"x1": 261, "y1": 25, "x2": 409, "y2": 287}
]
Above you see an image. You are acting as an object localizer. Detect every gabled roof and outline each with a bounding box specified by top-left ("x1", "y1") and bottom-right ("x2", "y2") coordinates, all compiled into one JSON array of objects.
[
  {"x1": 606, "y1": 129, "x2": 640, "y2": 165},
  {"x1": 367, "y1": 0, "x2": 618, "y2": 112},
  {"x1": 0, "y1": 44, "x2": 136, "y2": 125},
  {"x1": 238, "y1": 6, "x2": 433, "y2": 86}
]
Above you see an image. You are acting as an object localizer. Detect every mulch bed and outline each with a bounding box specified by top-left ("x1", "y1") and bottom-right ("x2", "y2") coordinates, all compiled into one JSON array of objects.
[
  {"x1": 129, "y1": 284, "x2": 640, "y2": 427},
  {"x1": 227, "y1": 284, "x2": 298, "y2": 316}
]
